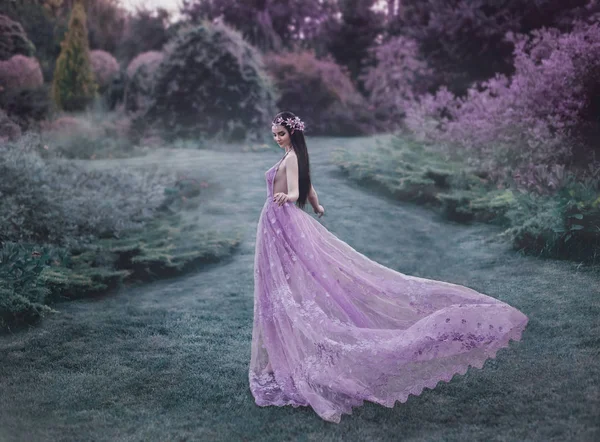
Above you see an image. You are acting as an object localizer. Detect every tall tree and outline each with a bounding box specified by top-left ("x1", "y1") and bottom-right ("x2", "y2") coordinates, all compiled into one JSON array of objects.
[
  {"x1": 51, "y1": 0, "x2": 97, "y2": 110},
  {"x1": 180, "y1": 0, "x2": 338, "y2": 52},
  {"x1": 387, "y1": 0, "x2": 596, "y2": 94},
  {"x1": 324, "y1": 0, "x2": 385, "y2": 92}
]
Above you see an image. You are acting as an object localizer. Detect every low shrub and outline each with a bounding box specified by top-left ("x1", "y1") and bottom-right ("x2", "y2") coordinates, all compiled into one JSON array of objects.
[
  {"x1": 0, "y1": 132, "x2": 243, "y2": 332},
  {"x1": 39, "y1": 112, "x2": 139, "y2": 160},
  {"x1": 0, "y1": 132, "x2": 172, "y2": 247}
]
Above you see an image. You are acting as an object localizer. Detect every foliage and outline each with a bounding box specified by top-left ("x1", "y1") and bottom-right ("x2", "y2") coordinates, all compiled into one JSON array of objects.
[
  {"x1": 40, "y1": 112, "x2": 138, "y2": 160},
  {"x1": 0, "y1": 14, "x2": 36, "y2": 61},
  {"x1": 0, "y1": 1, "x2": 66, "y2": 82},
  {"x1": 124, "y1": 50, "x2": 164, "y2": 113},
  {"x1": 116, "y1": 6, "x2": 172, "y2": 65},
  {"x1": 322, "y1": 0, "x2": 385, "y2": 90},
  {"x1": 389, "y1": 0, "x2": 600, "y2": 94},
  {"x1": 0, "y1": 54, "x2": 44, "y2": 91},
  {"x1": 0, "y1": 132, "x2": 174, "y2": 248},
  {"x1": 0, "y1": 108, "x2": 22, "y2": 141},
  {"x1": 502, "y1": 169, "x2": 600, "y2": 263},
  {"x1": 134, "y1": 21, "x2": 277, "y2": 142},
  {"x1": 263, "y1": 50, "x2": 377, "y2": 136},
  {"x1": 83, "y1": 0, "x2": 128, "y2": 54},
  {"x1": 40, "y1": 0, "x2": 128, "y2": 54},
  {"x1": 89, "y1": 49, "x2": 119, "y2": 90},
  {"x1": 0, "y1": 130, "x2": 243, "y2": 331},
  {"x1": 360, "y1": 35, "x2": 434, "y2": 130},
  {"x1": 181, "y1": 0, "x2": 338, "y2": 52},
  {"x1": 0, "y1": 84, "x2": 52, "y2": 132},
  {"x1": 0, "y1": 241, "x2": 59, "y2": 331},
  {"x1": 51, "y1": 0, "x2": 98, "y2": 111},
  {"x1": 404, "y1": 21, "x2": 600, "y2": 184},
  {"x1": 332, "y1": 133, "x2": 600, "y2": 263}
]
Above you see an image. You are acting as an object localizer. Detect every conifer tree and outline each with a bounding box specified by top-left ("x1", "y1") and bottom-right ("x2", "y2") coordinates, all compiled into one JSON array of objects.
[{"x1": 51, "y1": 0, "x2": 97, "y2": 111}]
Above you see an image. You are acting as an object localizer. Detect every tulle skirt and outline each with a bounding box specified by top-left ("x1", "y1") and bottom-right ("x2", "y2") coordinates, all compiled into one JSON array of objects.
[{"x1": 249, "y1": 198, "x2": 528, "y2": 423}]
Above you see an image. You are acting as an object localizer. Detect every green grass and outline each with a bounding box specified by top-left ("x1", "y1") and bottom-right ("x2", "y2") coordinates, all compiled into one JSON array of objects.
[{"x1": 0, "y1": 137, "x2": 598, "y2": 441}]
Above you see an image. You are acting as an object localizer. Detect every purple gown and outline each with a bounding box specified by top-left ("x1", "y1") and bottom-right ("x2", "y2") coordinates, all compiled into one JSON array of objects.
[{"x1": 249, "y1": 153, "x2": 529, "y2": 423}]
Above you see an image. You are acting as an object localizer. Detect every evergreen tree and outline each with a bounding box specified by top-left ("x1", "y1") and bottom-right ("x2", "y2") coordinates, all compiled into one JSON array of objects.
[{"x1": 51, "y1": 0, "x2": 97, "y2": 111}]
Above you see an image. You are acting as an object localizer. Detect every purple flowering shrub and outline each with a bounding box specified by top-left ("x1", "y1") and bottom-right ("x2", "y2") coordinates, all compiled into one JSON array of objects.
[
  {"x1": 0, "y1": 55, "x2": 48, "y2": 130},
  {"x1": 393, "y1": 0, "x2": 600, "y2": 94},
  {"x1": 360, "y1": 35, "x2": 434, "y2": 130},
  {"x1": 405, "y1": 21, "x2": 600, "y2": 185}
]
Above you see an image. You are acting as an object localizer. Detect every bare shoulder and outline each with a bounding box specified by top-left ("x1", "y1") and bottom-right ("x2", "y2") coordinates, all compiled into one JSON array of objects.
[{"x1": 283, "y1": 150, "x2": 298, "y2": 167}]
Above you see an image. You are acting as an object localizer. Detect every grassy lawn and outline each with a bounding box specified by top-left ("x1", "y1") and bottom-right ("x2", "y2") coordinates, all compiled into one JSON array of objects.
[{"x1": 0, "y1": 136, "x2": 597, "y2": 441}]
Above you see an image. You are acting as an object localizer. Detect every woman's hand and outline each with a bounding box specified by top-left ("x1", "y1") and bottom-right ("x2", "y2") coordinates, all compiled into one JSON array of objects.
[
  {"x1": 314, "y1": 204, "x2": 325, "y2": 218},
  {"x1": 273, "y1": 192, "x2": 288, "y2": 206}
]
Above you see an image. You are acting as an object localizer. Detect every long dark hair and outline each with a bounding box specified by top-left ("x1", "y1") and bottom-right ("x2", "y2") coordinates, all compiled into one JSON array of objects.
[{"x1": 272, "y1": 110, "x2": 312, "y2": 210}]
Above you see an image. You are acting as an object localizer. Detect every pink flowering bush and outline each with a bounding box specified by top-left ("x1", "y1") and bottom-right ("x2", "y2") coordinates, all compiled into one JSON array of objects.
[
  {"x1": 360, "y1": 35, "x2": 434, "y2": 130},
  {"x1": 0, "y1": 54, "x2": 43, "y2": 91},
  {"x1": 89, "y1": 49, "x2": 120, "y2": 89},
  {"x1": 405, "y1": 21, "x2": 600, "y2": 184},
  {"x1": 126, "y1": 50, "x2": 163, "y2": 79},
  {"x1": 264, "y1": 50, "x2": 378, "y2": 136}
]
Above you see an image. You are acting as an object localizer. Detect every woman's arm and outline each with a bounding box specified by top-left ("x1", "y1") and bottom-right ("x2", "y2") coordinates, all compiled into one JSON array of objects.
[{"x1": 308, "y1": 185, "x2": 320, "y2": 210}]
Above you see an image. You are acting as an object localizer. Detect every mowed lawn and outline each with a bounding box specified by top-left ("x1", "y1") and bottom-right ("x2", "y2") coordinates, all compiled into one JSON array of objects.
[{"x1": 0, "y1": 136, "x2": 598, "y2": 442}]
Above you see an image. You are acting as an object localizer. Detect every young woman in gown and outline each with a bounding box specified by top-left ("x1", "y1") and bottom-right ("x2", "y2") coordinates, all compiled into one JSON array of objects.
[{"x1": 248, "y1": 111, "x2": 529, "y2": 424}]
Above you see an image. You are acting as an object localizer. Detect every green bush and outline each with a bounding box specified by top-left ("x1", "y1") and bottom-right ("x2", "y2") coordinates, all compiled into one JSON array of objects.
[
  {"x1": 51, "y1": 1, "x2": 98, "y2": 111},
  {"x1": 134, "y1": 20, "x2": 277, "y2": 142},
  {"x1": 503, "y1": 172, "x2": 600, "y2": 263},
  {"x1": 0, "y1": 84, "x2": 53, "y2": 131},
  {"x1": 0, "y1": 14, "x2": 35, "y2": 61},
  {"x1": 124, "y1": 50, "x2": 164, "y2": 114},
  {"x1": 0, "y1": 241, "x2": 60, "y2": 331}
]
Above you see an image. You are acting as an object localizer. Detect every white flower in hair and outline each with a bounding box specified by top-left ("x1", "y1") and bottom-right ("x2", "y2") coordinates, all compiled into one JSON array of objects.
[{"x1": 273, "y1": 115, "x2": 305, "y2": 132}]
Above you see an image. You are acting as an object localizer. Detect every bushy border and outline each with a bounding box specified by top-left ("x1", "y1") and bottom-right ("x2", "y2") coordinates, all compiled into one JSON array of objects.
[
  {"x1": 0, "y1": 132, "x2": 243, "y2": 333},
  {"x1": 332, "y1": 134, "x2": 600, "y2": 265}
]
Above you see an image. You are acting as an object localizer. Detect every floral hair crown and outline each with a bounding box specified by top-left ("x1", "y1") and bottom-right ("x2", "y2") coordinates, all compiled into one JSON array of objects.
[{"x1": 273, "y1": 115, "x2": 305, "y2": 132}]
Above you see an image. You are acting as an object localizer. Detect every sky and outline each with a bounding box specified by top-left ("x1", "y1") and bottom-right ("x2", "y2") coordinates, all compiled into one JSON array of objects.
[
  {"x1": 122, "y1": 0, "x2": 183, "y2": 14},
  {"x1": 121, "y1": 0, "x2": 389, "y2": 15}
]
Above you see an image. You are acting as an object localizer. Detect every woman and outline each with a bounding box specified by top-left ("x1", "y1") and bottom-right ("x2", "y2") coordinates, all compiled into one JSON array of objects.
[{"x1": 248, "y1": 110, "x2": 529, "y2": 424}]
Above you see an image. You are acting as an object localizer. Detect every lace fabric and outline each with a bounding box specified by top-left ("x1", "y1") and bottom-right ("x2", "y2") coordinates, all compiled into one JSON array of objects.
[{"x1": 249, "y1": 154, "x2": 529, "y2": 423}]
